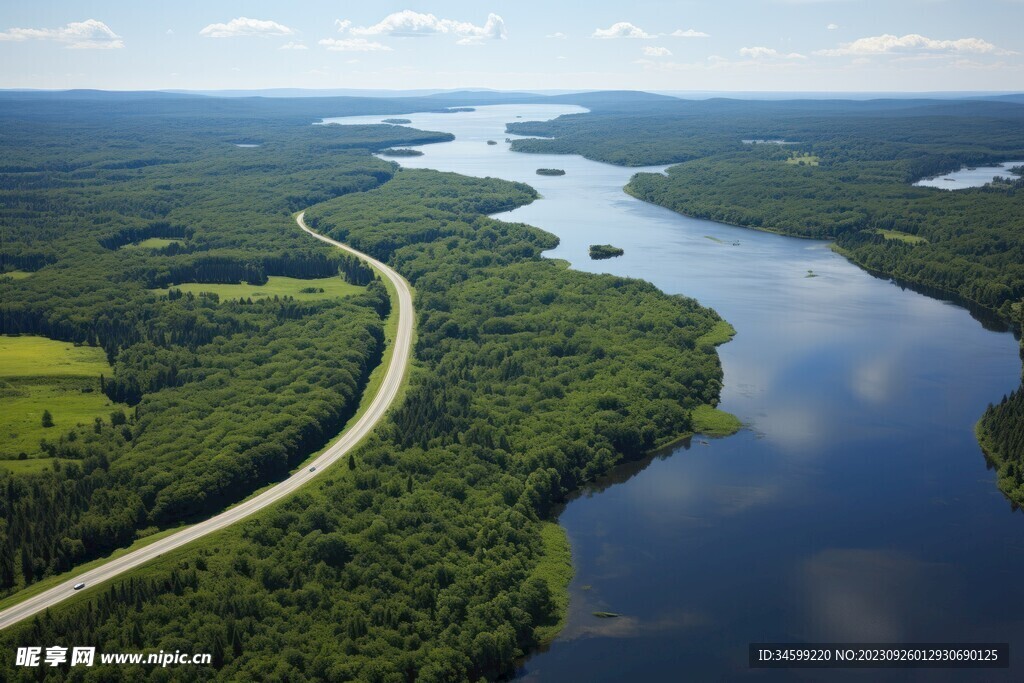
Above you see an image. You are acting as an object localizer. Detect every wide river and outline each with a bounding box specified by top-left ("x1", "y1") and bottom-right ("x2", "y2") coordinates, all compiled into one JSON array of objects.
[{"x1": 323, "y1": 105, "x2": 1024, "y2": 681}]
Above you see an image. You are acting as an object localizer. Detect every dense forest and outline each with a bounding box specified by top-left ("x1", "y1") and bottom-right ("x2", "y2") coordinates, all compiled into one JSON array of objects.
[
  {"x1": 0, "y1": 92, "x2": 731, "y2": 680},
  {"x1": 510, "y1": 97, "x2": 1024, "y2": 504},
  {"x1": 0, "y1": 95, "x2": 463, "y2": 593}
]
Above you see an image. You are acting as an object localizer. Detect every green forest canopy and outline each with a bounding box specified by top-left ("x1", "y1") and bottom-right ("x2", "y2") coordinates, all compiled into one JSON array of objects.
[{"x1": 0, "y1": 91, "x2": 732, "y2": 680}]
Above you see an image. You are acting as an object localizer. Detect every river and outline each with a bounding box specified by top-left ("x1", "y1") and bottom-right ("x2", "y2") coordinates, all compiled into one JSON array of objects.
[{"x1": 322, "y1": 105, "x2": 1024, "y2": 681}]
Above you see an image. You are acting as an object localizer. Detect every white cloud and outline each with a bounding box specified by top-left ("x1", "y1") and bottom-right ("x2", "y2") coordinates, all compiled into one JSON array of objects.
[
  {"x1": 318, "y1": 38, "x2": 392, "y2": 52},
  {"x1": 593, "y1": 22, "x2": 653, "y2": 39},
  {"x1": 279, "y1": 41, "x2": 308, "y2": 50},
  {"x1": 672, "y1": 29, "x2": 710, "y2": 38},
  {"x1": 827, "y1": 23, "x2": 839, "y2": 30},
  {"x1": 346, "y1": 11, "x2": 506, "y2": 41},
  {"x1": 0, "y1": 19, "x2": 123, "y2": 49},
  {"x1": 740, "y1": 46, "x2": 807, "y2": 59},
  {"x1": 816, "y1": 33, "x2": 1008, "y2": 57},
  {"x1": 335, "y1": 19, "x2": 352, "y2": 33},
  {"x1": 643, "y1": 46, "x2": 673, "y2": 57},
  {"x1": 546, "y1": 32, "x2": 567, "y2": 39},
  {"x1": 199, "y1": 17, "x2": 294, "y2": 39},
  {"x1": 166, "y1": 29, "x2": 174, "y2": 36}
]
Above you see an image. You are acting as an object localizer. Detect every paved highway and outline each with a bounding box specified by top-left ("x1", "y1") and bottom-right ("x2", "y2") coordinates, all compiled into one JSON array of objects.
[{"x1": 0, "y1": 212, "x2": 413, "y2": 631}]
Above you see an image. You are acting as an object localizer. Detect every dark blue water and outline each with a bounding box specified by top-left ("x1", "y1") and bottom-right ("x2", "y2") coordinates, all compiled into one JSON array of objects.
[{"x1": 323, "y1": 106, "x2": 1024, "y2": 681}]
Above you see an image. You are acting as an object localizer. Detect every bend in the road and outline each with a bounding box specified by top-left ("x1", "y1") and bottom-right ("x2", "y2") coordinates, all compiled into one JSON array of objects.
[{"x1": 0, "y1": 213, "x2": 414, "y2": 632}]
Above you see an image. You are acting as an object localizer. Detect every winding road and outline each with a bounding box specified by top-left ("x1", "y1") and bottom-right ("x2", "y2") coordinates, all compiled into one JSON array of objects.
[{"x1": 0, "y1": 212, "x2": 414, "y2": 632}]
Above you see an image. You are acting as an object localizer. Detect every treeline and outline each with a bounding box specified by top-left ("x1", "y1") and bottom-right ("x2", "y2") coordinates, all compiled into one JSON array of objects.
[
  {"x1": 137, "y1": 251, "x2": 375, "y2": 289},
  {"x1": 979, "y1": 389, "x2": 1024, "y2": 502},
  {"x1": 977, "y1": 300, "x2": 1024, "y2": 505},
  {"x1": 0, "y1": 168, "x2": 730, "y2": 681}
]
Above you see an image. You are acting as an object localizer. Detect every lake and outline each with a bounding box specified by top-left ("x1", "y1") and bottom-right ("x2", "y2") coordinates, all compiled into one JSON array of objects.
[
  {"x1": 914, "y1": 160, "x2": 1024, "y2": 190},
  {"x1": 321, "y1": 105, "x2": 1024, "y2": 681}
]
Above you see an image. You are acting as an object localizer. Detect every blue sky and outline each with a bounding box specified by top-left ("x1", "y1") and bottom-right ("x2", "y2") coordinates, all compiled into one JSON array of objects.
[{"x1": 1, "y1": 1, "x2": 1022, "y2": 91}]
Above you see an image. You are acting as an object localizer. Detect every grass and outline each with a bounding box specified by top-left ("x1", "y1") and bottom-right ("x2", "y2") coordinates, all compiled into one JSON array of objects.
[
  {"x1": 689, "y1": 321, "x2": 743, "y2": 437},
  {"x1": 692, "y1": 404, "x2": 743, "y2": 437},
  {"x1": 786, "y1": 153, "x2": 820, "y2": 166},
  {"x1": 869, "y1": 228, "x2": 928, "y2": 245},
  {"x1": 0, "y1": 336, "x2": 124, "y2": 459},
  {"x1": 0, "y1": 336, "x2": 111, "y2": 378},
  {"x1": 1, "y1": 270, "x2": 33, "y2": 279},
  {"x1": 529, "y1": 522, "x2": 573, "y2": 644},
  {"x1": 0, "y1": 379, "x2": 124, "y2": 458},
  {"x1": 697, "y1": 320, "x2": 736, "y2": 349},
  {"x1": 121, "y1": 237, "x2": 182, "y2": 250},
  {"x1": 0, "y1": 457, "x2": 61, "y2": 475},
  {"x1": 153, "y1": 275, "x2": 363, "y2": 302}
]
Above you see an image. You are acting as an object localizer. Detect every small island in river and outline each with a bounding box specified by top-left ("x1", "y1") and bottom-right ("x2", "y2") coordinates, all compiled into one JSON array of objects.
[
  {"x1": 487, "y1": 140, "x2": 498, "y2": 145},
  {"x1": 589, "y1": 244, "x2": 625, "y2": 260},
  {"x1": 379, "y1": 148, "x2": 424, "y2": 157},
  {"x1": 536, "y1": 168, "x2": 566, "y2": 176},
  {"x1": 381, "y1": 118, "x2": 412, "y2": 124}
]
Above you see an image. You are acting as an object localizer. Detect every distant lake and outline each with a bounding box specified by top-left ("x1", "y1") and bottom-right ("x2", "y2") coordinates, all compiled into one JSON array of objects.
[
  {"x1": 914, "y1": 160, "x2": 1024, "y2": 189},
  {"x1": 321, "y1": 105, "x2": 1024, "y2": 681}
]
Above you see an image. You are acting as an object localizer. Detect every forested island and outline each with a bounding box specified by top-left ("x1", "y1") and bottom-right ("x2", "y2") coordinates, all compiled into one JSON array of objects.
[
  {"x1": 589, "y1": 244, "x2": 624, "y2": 259},
  {"x1": 0, "y1": 92, "x2": 734, "y2": 680},
  {"x1": 536, "y1": 168, "x2": 566, "y2": 176},
  {"x1": 379, "y1": 147, "x2": 424, "y2": 157},
  {"x1": 381, "y1": 118, "x2": 412, "y2": 124}
]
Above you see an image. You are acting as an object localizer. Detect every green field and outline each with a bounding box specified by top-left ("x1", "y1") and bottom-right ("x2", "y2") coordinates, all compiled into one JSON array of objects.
[
  {"x1": 121, "y1": 237, "x2": 183, "y2": 250},
  {"x1": 529, "y1": 522, "x2": 574, "y2": 644},
  {"x1": 870, "y1": 228, "x2": 929, "y2": 244},
  {"x1": 0, "y1": 457, "x2": 59, "y2": 475},
  {"x1": 0, "y1": 336, "x2": 111, "y2": 378},
  {"x1": 1, "y1": 270, "x2": 33, "y2": 280},
  {"x1": 786, "y1": 153, "x2": 820, "y2": 166},
  {"x1": 0, "y1": 336, "x2": 123, "y2": 460},
  {"x1": 691, "y1": 404, "x2": 743, "y2": 437},
  {"x1": 153, "y1": 275, "x2": 363, "y2": 302}
]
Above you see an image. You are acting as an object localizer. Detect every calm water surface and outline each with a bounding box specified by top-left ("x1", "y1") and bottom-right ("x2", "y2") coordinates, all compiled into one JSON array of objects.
[
  {"x1": 914, "y1": 160, "x2": 1024, "y2": 190},
  {"x1": 322, "y1": 106, "x2": 1024, "y2": 681}
]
